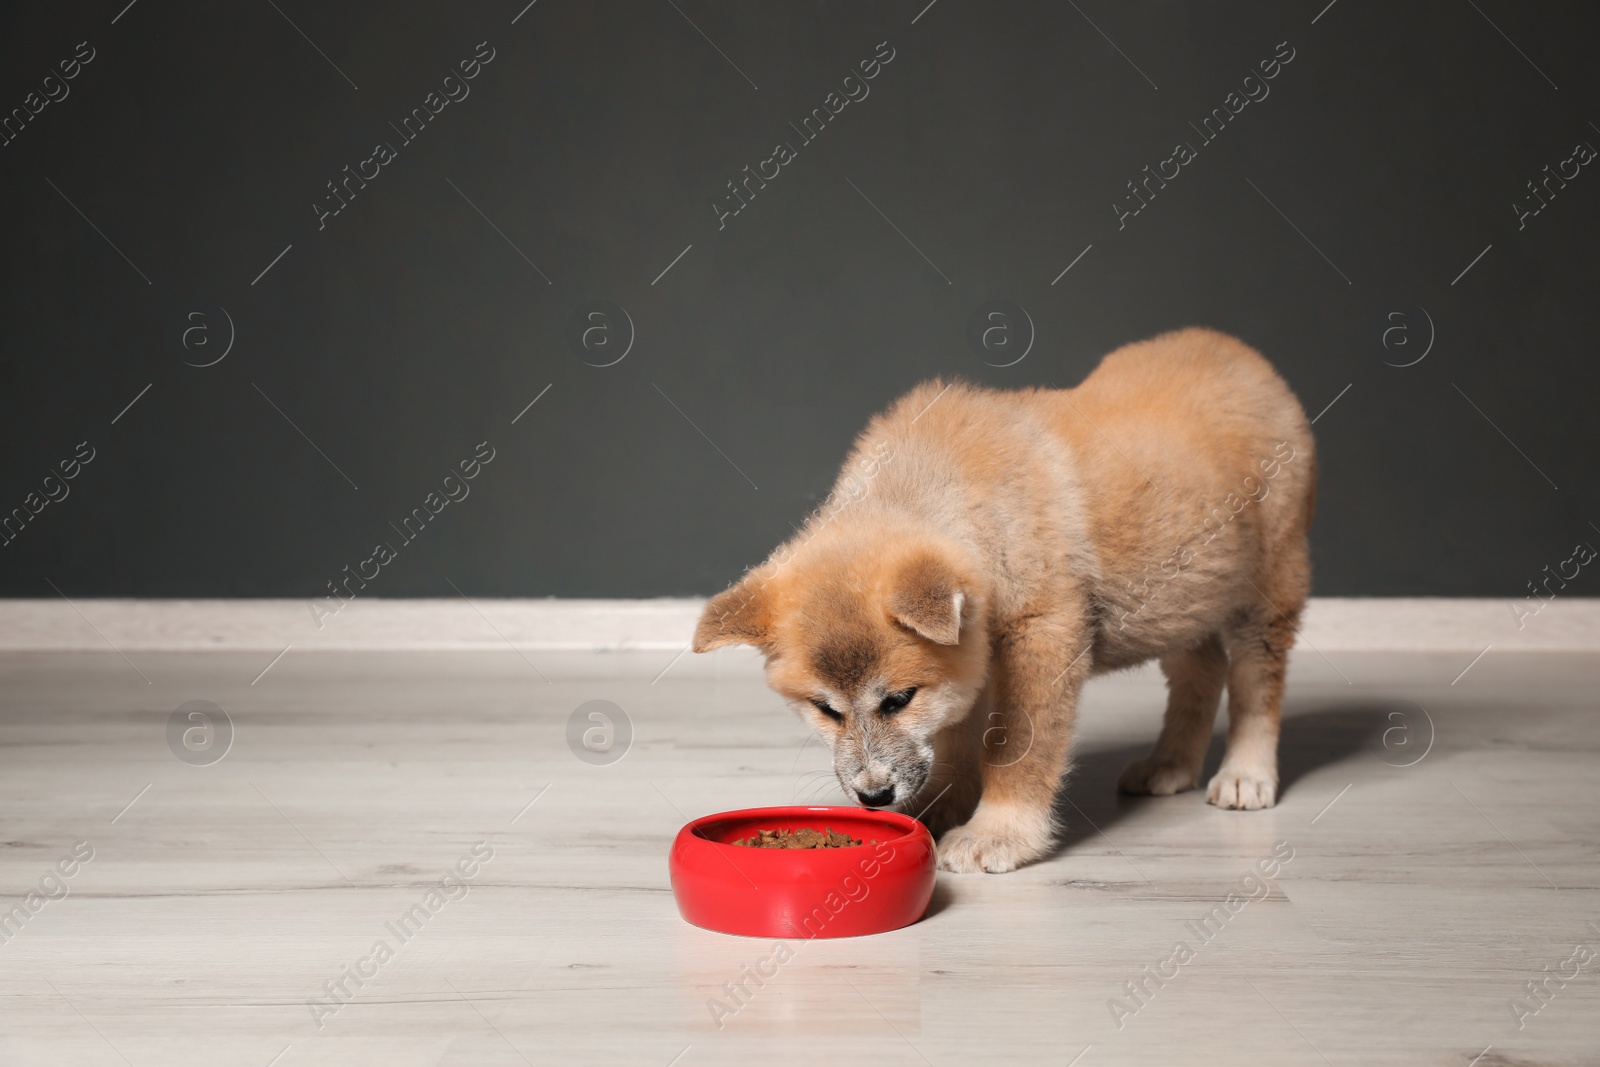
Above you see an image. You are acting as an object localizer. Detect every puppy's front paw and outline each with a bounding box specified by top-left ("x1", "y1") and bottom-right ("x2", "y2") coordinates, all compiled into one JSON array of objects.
[
  {"x1": 936, "y1": 804, "x2": 1054, "y2": 874},
  {"x1": 1205, "y1": 764, "x2": 1277, "y2": 810},
  {"x1": 1117, "y1": 757, "x2": 1200, "y2": 797}
]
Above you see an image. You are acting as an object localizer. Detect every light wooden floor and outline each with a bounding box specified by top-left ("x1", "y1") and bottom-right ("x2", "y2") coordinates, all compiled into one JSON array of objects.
[{"x1": 0, "y1": 646, "x2": 1596, "y2": 1066}]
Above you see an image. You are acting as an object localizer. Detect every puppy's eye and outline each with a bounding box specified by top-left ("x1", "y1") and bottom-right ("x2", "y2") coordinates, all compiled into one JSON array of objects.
[
  {"x1": 811, "y1": 699, "x2": 843, "y2": 721},
  {"x1": 879, "y1": 688, "x2": 917, "y2": 714}
]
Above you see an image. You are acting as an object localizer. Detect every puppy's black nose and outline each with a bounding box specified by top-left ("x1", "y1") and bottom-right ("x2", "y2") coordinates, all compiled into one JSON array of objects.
[{"x1": 856, "y1": 786, "x2": 895, "y2": 808}]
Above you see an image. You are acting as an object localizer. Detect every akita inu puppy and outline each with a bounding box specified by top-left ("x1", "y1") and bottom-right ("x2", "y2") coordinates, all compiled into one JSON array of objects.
[{"x1": 692, "y1": 328, "x2": 1316, "y2": 873}]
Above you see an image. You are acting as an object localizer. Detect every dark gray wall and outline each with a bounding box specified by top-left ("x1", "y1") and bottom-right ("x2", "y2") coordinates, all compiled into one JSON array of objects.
[{"x1": 3, "y1": 1, "x2": 1597, "y2": 599}]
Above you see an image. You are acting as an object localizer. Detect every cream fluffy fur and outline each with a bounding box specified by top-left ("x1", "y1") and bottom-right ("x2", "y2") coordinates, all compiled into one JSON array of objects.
[{"x1": 693, "y1": 328, "x2": 1316, "y2": 874}]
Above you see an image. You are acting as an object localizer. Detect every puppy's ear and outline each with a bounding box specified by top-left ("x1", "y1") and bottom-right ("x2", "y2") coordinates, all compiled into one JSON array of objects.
[
  {"x1": 888, "y1": 553, "x2": 967, "y2": 645},
  {"x1": 693, "y1": 576, "x2": 770, "y2": 652}
]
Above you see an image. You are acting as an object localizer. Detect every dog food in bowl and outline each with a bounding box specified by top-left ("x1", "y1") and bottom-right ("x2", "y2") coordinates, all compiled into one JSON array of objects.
[{"x1": 731, "y1": 827, "x2": 871, "y2": 849}]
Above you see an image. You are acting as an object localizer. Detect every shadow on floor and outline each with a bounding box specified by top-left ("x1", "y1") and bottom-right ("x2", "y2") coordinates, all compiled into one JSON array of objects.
[
  {"x1": 1045, "y1": 699, "x2": 1424, "y2": 860},
  {"x1": 922, "y1": 876, "x2": 956, "y2": 920}
]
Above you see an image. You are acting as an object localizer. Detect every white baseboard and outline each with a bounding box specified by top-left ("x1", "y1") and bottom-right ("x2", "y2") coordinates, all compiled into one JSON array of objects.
[{"x1": 0, "y1": 597, "x2": 1594, "y2": 652}]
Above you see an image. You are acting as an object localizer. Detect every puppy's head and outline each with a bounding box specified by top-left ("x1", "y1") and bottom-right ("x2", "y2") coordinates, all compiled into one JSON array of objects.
[{"x1": 693, "y1": 531, "x2": 989, "y2": 811}]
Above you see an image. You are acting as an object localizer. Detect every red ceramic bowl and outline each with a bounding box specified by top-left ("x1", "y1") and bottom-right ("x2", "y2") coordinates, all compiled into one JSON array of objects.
[{"x1": 669, "y1": 805, "x2": 937, "y2": 938}]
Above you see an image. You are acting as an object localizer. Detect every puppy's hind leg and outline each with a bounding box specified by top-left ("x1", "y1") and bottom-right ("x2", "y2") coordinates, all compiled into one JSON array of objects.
[
  {"x1": 1118, "y1": 634, "x2": 1227, "y2": 797},
  {"x1": 1207, "y1": 591, "x2": 1301, "y2": 810}
]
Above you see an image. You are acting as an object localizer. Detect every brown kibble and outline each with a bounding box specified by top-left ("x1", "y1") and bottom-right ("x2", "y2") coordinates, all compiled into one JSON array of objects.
[{"x1": 731, "y1": 826, "x2": 864, "y2": 849}]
